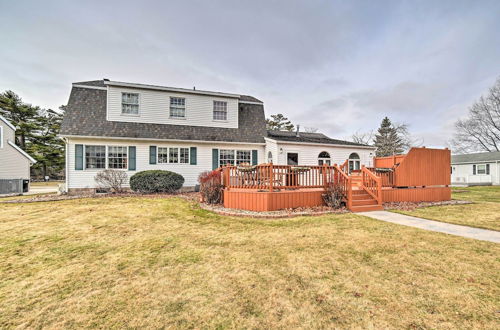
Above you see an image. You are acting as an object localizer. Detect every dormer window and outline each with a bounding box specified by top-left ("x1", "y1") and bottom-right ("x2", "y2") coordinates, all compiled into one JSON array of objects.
[
  {"x1": 213, "y1": 101, "x2": 227, "y2": 121},
  {"x1": 121, "y1": 93, "x2": 139, "y2": 115},
  {"x1": 170, "y1": 97, "x2": 186, "y2": 118}
]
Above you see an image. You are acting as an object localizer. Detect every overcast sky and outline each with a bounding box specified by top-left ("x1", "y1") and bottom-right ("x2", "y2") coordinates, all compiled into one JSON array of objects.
[{"x1": 1, "y1": 0, "x2": 499, "y2": 147}]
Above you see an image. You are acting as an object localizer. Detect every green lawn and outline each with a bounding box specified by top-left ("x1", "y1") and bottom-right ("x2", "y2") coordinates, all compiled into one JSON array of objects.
[
  {"x1": 0, "y1": 197, "x2": 498, "y2": 328},
  {"x1": 393, "y1": 186, "x2": 500, "y2": 231}
]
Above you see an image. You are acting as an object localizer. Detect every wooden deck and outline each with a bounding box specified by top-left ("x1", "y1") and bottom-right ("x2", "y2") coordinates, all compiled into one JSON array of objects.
[{"x1": 220, "y1": 147, "x2": 451, "y2": 213}]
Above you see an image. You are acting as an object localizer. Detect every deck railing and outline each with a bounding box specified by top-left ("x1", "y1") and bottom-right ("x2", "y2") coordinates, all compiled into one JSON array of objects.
[
  {"x1": 333, "y1": 164, "x2": 352, "y2": 209},
  {"x1": 221, "y1": 164, "x2": 337, "y2": 191},
  {"x1": 361, "y1": 166, "x2": 382, "y2": 205}
]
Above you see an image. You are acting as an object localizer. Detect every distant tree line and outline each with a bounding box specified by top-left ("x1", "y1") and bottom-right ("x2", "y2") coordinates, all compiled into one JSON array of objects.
[{"x1": 0, "y1": 91, "x2": 65, "y2": 180}]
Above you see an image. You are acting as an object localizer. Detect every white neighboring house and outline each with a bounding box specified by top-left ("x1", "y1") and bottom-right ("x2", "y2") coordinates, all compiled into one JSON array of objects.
[
  {"x1": 60, "y1": 79, "x2": 375, "y2": 193},
  {"x1": 451, "y1": 151, "x2": 500, "y2": 186},
  {"x1": 0, "y1": 115, "x2": 37, "y2": 193}
]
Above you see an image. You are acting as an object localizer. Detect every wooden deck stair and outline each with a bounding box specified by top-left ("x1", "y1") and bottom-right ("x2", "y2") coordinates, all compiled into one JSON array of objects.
[{"x1": 348, "y1": 172, "x2": 384, "y2": 212}]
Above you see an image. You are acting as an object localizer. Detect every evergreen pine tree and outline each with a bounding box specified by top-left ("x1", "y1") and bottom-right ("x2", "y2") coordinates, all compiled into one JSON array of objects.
[
  {"x1": 266, "y1": 114, "x2": 295, "y2": 131},
  {"x1": 373, "y1": 117, "x2": 405, "y2": 156}
]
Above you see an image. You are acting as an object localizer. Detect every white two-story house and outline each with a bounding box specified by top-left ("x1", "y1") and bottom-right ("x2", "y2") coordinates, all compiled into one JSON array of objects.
[{"x1": 60, "y1": 79, "x2": 375, "y2": 193}]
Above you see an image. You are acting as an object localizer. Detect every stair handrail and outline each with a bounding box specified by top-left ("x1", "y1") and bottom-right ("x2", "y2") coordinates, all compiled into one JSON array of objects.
[
  {"x1": 333, "y1": 163, "x2": 352, "y2": 210},
  {"x1": 361, "y1": 166, "x2": 382, "y2": 205}
]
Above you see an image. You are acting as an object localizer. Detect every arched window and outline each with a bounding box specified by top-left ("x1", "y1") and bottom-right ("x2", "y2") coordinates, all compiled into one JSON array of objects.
[
  {"x1": 267, "y1": 151, "x2": 273, "y2": 163},
  {"x1": 349, "y1": 153, "x2": 360, "y2": 159},
  {"x1": 318, "y1": 151, "x2": 331, "y2": 165}
]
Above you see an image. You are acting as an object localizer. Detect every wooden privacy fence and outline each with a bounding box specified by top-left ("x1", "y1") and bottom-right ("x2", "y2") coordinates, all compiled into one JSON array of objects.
[{"x1": 373, "y1": 147, "x2": 451, "y2": 187}]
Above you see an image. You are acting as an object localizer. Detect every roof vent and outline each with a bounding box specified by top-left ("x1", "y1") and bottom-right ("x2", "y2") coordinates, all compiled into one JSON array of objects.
[
  {"x1": 193, "y1": 86, "x2": 196, "y2": 90},
  {"x1": 296, "y1": 125, "x2": 300, "y2": 137}
]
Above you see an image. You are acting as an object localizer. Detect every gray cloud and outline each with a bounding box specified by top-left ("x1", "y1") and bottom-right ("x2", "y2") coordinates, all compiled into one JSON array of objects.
[{"x1": 0, "y1": 0, "x2": 499, "y2": 148}]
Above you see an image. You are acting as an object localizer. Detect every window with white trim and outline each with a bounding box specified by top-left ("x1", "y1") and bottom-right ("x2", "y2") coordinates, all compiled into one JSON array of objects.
[
  {"x1": 180, "y1": 148, "x2": 189, "y2": 163},
  {"x1": 219, "y1": 149, "x2": 251, "y2": 167},
  {"x1": 318, "y1": 151, "x2": 331, "y2": 165},
  {"x1": 170, "y1": 97, "x2": 185, "y2": 118},
  {"x1": 158, "y1": 147, "x2": 169, "y2": 163},
  {"x1": 85, "y1": 145, "x2": 106, "y2": 169},
  {"x1": 121, "y1": 93, "x2": 139, "y2": 115},
  {"x1": 236, "y1": 150, "x2": 251, "y2": 165},
  {"x1": 108, "y1": 146, "x2": 128, "y2": 169},
  {"x1": 213, "y1": 101, "x2": 227, "y2": 120},
  {"x1": 169, "y1": 148, "x2": 179, "y2": 163},
  {"x1": 219, "y1": 149, "x2": 235, "y2": 167},
  {"x1": 477, "y1": 164, "x2": 486, "y2": 175}
]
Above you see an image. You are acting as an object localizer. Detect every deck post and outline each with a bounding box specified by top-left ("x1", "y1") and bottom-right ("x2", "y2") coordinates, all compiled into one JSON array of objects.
[
  {"x1": 269, "y1": 163, "x2": 274, "y2": 192},
  {"x1": 377, "y1": 177, "x2": 382, "y2": 205},
  {"x1": 322, "y1": 163, "x2": 328, "y2": 189},
  {"x1": 347, "y1": 177, "x2": 352, "y2": 210}
]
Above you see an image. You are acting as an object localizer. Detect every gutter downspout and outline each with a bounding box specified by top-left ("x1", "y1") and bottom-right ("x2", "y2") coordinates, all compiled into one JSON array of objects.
[{"x1": 62, "y1": 137, "x2": 69, "y2": 193}]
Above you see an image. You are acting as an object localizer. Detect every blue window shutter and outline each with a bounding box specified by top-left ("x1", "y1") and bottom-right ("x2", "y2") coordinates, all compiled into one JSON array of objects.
[
  {"x1": 190, "y1": 147, "x2": 197, "y2": 165},
  {"x1": 473, "y1": 165, "x2": 476, "y2": 175},
  {"x1": 75, "y1": 144, "x2": 83, "y2": 170},
  {"x1": 128, "y1": 146, "x2": 136, "y2": 170},
  {"x1": 252, "y1": 150, "x2": 258, "y2": 165},
  {"x1": 212, "y1": 149, "x2": 219, "y2": 170},
  {"x1": 486, "y1": 164, "x2": 490, "y2": 175},
  {"x1": 149, "y1": 146, "x2": 157, "y2": 164}
]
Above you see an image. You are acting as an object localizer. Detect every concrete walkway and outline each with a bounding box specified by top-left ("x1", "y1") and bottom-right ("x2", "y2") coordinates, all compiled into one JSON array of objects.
[{"x1": 358, "y1": 211, "x2": 500, "y2": 243}]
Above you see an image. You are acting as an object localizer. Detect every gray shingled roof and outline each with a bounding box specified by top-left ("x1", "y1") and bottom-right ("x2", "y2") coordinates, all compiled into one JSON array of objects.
[
  {"x1": 267, "y1": 130, "x2": 372, "y2": 147},
  {"x1": 451, "y1": 151, "x2": 500, "y2": 163},
  {"x1": 60, "y1": 84, "x2": 267, "y2": 143},
  {"x1": 72, "y1": 79, "x2": 263, "y2": 103}
]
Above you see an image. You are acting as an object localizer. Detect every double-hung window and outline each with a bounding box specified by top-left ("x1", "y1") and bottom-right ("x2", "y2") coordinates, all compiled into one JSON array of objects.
[
  {"x1": 236, "y1": 150, "x2": 251, "y2": 165},
  {"x1": 122, "y1": 93, "x2": 139, "y2": 115},
  {"x1": 158, "y1": 147, "x2": 169, "y2": 163},
  {"x1": 219, "y1": 149, "x2": 235, "y2": 167},
  {"x1": 108, "y1": 146, "x2": 128, "y2": 169},
  {"x1": 169, "y1": 148, "x2": 179, "y2": 163},
  {"x1": 213, "y1": 101, "x2": 227, "y2": 121},
  {"x1": 157, "y1": 147, "x2": 190, "y2": 164},
  {"x1": 170, "y1": 97, "x2": 185, "y2": 118},
  {"x1": 85, "y1": 145, "x2": 106, "y2": 169},
  {"x1": 219, "y1": 149, "x2": 251, "y2": 167},
  {"x1": 180, "y1": 148, "x2": 189, "y2": 163},
  {"x1": 477, "y1": 164, "x2": 486, "y2": 174}
]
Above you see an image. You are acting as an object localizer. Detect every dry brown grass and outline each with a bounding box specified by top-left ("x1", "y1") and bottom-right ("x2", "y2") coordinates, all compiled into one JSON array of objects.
[
  {"x1": 0, "y1": 196, "x2": 499, "y2": 328},
  {"x1": 394, "y1": 186, "x2": 500, "y2": 231}
]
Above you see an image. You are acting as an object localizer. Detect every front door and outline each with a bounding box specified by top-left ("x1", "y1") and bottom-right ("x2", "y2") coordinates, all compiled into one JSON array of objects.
[
  {"x1": 287, "y1": 153, "x2": 298, "y2": 165},
  {"x1": 348, "y1": 160, "x2": 360, "y2": 173}
]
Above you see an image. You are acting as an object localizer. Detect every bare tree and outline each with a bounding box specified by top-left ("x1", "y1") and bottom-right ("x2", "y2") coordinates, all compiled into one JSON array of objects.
[
  {"x1": 304, "y1": 127, "x2": 318, "y2": 133},
  {"x1": 351, "y1": 130, "x2": 374, "y2": 145},
  {"x1": 451, "y1": 77, "x2": 500, "y2": 153}
]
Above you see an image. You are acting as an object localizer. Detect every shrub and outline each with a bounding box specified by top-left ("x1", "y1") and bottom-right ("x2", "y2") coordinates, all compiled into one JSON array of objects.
[
  {"x1": 130, "y1": 170, "x2": 184, "y2": 193},
  {"x1": 322, "y1": 181, "x2": 344, "y2": 209},
  {"x1": 198, "y1": 170, "x2": 223, "y2": 204},
  {"x1": 94, "y1": 169, "x2": 128, "y2": 193}
]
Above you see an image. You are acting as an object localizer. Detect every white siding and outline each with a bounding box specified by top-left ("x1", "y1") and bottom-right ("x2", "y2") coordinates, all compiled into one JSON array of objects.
[
  {"x1": 452, "y1": 162, "x2": 500, "y2": 185},
  {"x1": 66, "y1": 137, "x2": 264, "y2": 189},
  {"x1": 0, "y1": 121, "x2": 31, "y2": 179},
  {"x1": 107, "y1": 86, "x2": 239, "y2": 128},
  {"x1": 265, "y1": 139, "x2": 279, "y2": 164},
  {"x1": 270, "y1": 140, "x2": 374, "y2": 167}
]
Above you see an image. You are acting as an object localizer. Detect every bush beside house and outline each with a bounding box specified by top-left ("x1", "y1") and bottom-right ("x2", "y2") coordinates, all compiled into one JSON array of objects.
[
  {"x1": 130, "y1": 170, "x2": 184, "y2": 193},
  {"x1": 198, "y1": 170, "x2": 223, "y2": 204}
]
